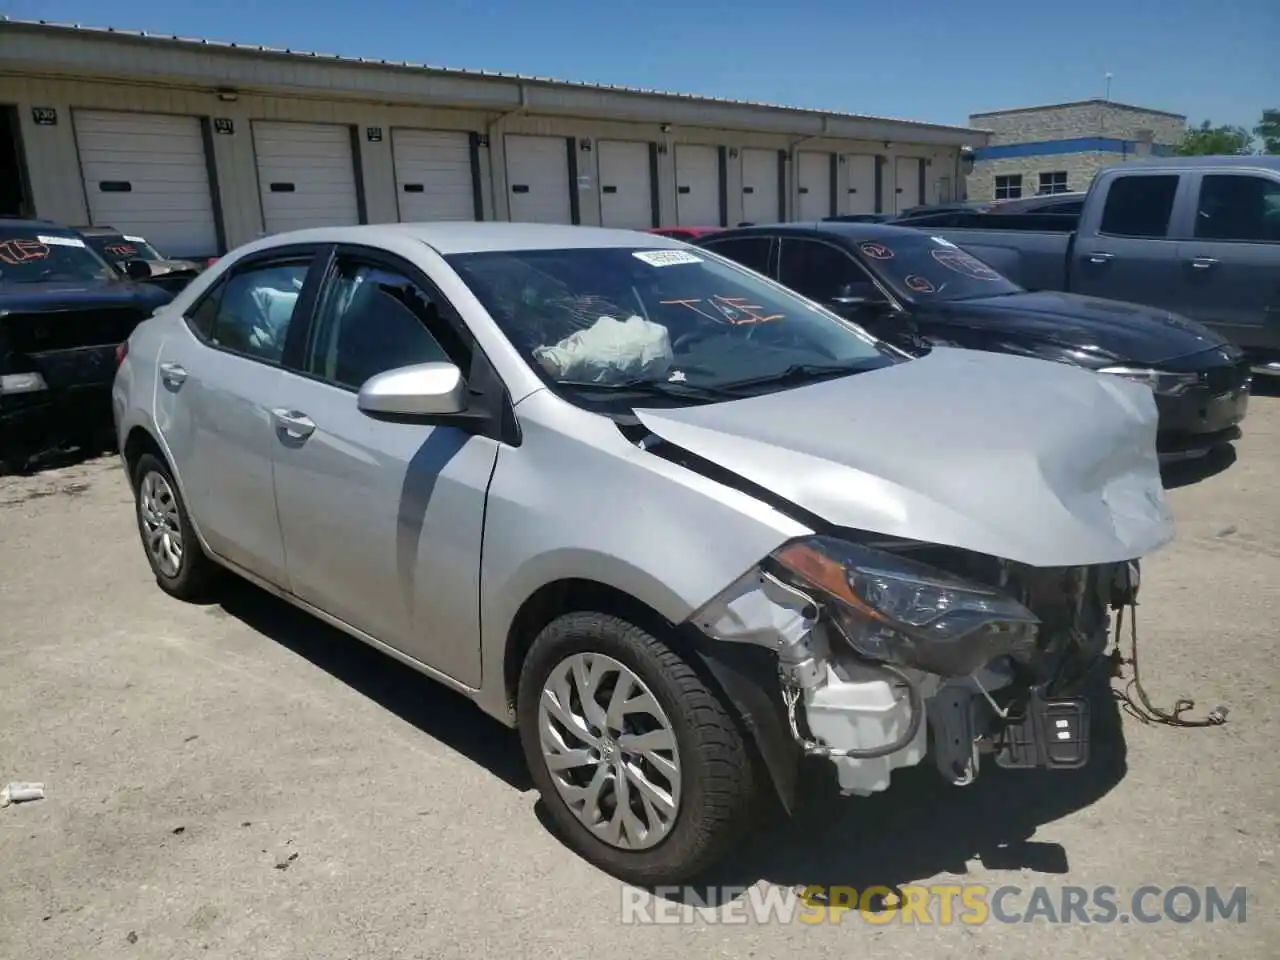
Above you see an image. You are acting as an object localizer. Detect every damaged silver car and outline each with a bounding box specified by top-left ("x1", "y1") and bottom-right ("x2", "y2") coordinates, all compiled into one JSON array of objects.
[{"x1": 112, "y1": 223, "x2": 1173, "y2": 886}]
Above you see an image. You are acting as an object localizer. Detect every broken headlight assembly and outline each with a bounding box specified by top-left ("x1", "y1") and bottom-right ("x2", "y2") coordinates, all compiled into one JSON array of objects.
[{"x1": 769, "y1": 535, "x2": 1041, "y2": 677}]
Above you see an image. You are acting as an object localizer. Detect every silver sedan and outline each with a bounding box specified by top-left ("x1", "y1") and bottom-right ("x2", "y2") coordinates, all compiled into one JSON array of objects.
[{"x1": 113, "y1": 222, "x2": 1173, "y2": 885}]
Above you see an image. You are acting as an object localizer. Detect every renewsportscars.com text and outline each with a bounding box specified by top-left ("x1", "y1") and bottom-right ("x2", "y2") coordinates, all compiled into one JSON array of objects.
[{"x1": 620, "y1": 883, "x2": 1248, "y2": 925}]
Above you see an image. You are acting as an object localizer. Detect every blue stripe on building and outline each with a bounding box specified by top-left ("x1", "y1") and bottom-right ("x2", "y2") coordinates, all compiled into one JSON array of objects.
[{"x1": 973, "y1": 137, "x2": 1177, "y2": 160}]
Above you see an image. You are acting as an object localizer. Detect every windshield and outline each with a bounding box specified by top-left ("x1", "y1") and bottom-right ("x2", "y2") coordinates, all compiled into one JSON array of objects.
[
  {"x1": 447, "y1": 246, "x2": 900, "y2": 409},
  {"x1": 85, "y1": 234, "x2": 165, "y2": 263},
  {"x1": 853, "y1": 233, "x2": 1023, "y2": 302},
  {"x1": 0, "y1": 228, "x2": 117, "y2": 283}
]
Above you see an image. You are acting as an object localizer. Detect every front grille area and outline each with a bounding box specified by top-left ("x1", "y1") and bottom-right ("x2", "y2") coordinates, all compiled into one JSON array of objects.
[
  {"x1": 1201, "y1": 361, "x2": 1252, "y2": 396},
  {"x1": 2, "y1": 308, "x2": 146, "y2": 354}
]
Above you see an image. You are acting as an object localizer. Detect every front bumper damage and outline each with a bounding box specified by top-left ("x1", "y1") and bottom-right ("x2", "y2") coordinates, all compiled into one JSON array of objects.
[{"x1": 692, "y1": 549, "x2": 1138, "y2": 799}]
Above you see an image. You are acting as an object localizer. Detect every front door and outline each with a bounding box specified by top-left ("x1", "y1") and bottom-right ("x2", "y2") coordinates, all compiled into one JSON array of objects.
[
  {"x1": 1176, "y1": 170, "x2": 1280, "y2": 352},
  {"x1": 1070, "y1": 172, "x2": 1187, "y2": 315},
  {"x1": 271, "y1": 248, "x2": 497, "y2": 687},
  {"x1": 776, "y1": 236, "x2": 918, "y2": 349},
  {"x1": 154, "y1": 249, "x2": 321, "y2": 584}
]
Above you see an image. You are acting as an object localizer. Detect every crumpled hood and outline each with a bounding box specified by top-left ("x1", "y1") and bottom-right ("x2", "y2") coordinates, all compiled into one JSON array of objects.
[
  {"x1": 945, "y1": 290, "x2": 1225, "y2": 365},
  {"x1": 634, "y1": 348, "x2": 1175, "y2": 568}
]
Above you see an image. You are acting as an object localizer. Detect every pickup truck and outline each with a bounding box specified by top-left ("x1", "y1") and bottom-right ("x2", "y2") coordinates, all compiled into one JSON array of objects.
[{"x1": 914, "y1": 156, "x2": 1280, "y2": 369}]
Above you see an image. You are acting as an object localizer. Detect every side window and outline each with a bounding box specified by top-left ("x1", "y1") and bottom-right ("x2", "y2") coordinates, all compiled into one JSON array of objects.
[
  {"x1": 778, "y1": 239, "x2": 877, "y2": 302},
  {"x1": 701, "y1": 236, "x2": 772, "y2": 275},
  {"x1": 1194, "y1": 175, "x2": 1280, "y2": 242},
  {"x1": 202, "y1": 261, "x2": 311, "y2": 363},
  {"x1": 302, "y1": 259, "x2": 464, "y2": 391},
  {"x1": 1099, "y1": 175, "x2": 1179, "y2": 239},
  {"x1": 186, "y1": 280, "x2": 224, "y2": 340}
]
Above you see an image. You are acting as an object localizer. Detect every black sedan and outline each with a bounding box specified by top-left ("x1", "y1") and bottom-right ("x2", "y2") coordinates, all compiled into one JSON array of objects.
[{"x1": 694, "y1": 222, "x2": 1250, "y2": 461}]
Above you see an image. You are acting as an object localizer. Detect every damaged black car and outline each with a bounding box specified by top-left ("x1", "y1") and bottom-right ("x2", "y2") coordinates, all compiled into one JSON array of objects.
[{"x1": 0, "y1": 220, "x2": 172, "y2": 472}]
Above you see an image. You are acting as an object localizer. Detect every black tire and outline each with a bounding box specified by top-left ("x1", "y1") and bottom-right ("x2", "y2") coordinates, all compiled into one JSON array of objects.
[
  {"x1": 517, "y1": 611, "x2": 759, "y2": 886},
  {"x1": 132, "y1": 452, "x2": 219, "y2": 601}
]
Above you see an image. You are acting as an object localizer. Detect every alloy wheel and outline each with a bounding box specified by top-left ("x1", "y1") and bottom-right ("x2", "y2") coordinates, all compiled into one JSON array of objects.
[
  {"x1": 139, "y1": 470, "x2": 184, "y2": 577},
  {"x1": 537, "y1": 652, "x2": 682, "y2": 850}
]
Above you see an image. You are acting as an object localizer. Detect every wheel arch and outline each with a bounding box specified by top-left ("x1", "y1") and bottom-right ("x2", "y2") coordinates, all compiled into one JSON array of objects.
[{"x1": 500, "y1": 575, "x2": 801, "y2": 814}]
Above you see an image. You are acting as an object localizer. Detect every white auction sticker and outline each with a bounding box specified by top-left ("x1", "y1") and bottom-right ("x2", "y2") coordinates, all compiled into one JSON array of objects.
[
  {"x1": 633, "y1": 249, "x2": 703, "y2": 267},
  {"x1": 38, "y1": 234, "x2": 86, "y2": 248},
  {"x1": 124, "y1": 235, "x2": 146, "y2": 242}
]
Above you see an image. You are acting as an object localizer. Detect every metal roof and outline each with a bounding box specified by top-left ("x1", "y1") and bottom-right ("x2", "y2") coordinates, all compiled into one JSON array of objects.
[
  {"x1": 1, "y1": 17, "x2": 985, "y2": 137},
  {"x1": 970, "y1": 98, "x2": 1186, "y2": 121}
]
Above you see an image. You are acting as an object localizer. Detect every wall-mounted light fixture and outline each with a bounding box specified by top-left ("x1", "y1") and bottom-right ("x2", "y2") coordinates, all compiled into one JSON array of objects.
[
  {"x1": 216, "y1": 87, "x2": 239, "y2": 102},
  {"x1": 659, "y1": 123, "x2": 672, "y2": 134}
]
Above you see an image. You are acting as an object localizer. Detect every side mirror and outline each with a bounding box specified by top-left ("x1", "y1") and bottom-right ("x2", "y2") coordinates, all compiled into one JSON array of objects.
[
  {"x1": 357, "y1": 361, "x2": 467, "y2": 418},
  {"x1": 120, "y1": 259, "x2": 153, "y2": 281}
]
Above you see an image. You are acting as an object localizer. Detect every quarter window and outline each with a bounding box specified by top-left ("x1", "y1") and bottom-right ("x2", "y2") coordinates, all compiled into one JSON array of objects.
[
  {"x1": 1099, "y1": 174, "x2": 1178, "y2": 239},
  {"x1": 700, "y1": 236, "x2": 773, "y2": 275},
  {"x1": 1194, "y1": 174, "x2": 1280, "y2": 242},
  {"x1": 302, "y1": 259, "x2": 463, "y2": 391},
  {"x1": 198, "y1": 260, "x2": 311, "y2": 363},
  {"x1": 994, "y1": 175, "x2": 1023, "y2": 200}
]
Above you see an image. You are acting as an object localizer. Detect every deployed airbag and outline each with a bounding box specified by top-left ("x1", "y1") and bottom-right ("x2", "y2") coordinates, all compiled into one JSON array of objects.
[{"x1": 533, "y1": 314, "x2": 673, "y2": 383}]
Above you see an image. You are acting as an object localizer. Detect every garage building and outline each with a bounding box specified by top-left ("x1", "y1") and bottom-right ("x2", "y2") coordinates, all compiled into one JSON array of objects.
[{"x1": 0, "y1": 19, "x2": 986, "y2": 258}]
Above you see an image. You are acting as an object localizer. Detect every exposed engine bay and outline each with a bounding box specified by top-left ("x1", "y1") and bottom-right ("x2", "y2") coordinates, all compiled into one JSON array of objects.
[{"x1": 692, "y1": 535, "x2": 1141, "y2": 796}]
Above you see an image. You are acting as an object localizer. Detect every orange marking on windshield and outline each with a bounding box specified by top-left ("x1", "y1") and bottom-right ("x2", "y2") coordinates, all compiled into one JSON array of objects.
[{"x1": 660, "y1": 295, "x2": 785, "y2": 325}]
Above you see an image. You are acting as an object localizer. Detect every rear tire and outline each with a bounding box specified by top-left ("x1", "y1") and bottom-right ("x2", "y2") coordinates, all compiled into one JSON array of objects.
[
  {"x1": 132, "y1": 452, "x2": 218, "y2": 601},
  {"x1": 517, "y1": 611, "x2": 759, "y2": 886}
]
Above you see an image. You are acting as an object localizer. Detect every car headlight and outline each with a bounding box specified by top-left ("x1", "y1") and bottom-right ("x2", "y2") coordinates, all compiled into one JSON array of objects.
[
  {"x1": 1098, "y1": 366, "x2": 1198, "y2": 396},
  {"x1": 769, "y1": 536, "x2": 1040, "y2": 677},
  {"x1": 0, "y1": 372, "x2": 48, "y2": 395}
]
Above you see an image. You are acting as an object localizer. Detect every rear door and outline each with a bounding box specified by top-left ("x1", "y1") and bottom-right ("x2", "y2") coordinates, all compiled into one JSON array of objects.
[
  {"x1": 154, "y1": 245, "x2": 326, "y2": 584},
  {"x1": 1175, "y1": 170, "x2": 1280, "y2": 351},
  {"x1": 1070, "y1": 171, "x2": 1188, "y2": 314},
  {"x1": 270, "y1": 246, "x2": 497, "y2": 686}
]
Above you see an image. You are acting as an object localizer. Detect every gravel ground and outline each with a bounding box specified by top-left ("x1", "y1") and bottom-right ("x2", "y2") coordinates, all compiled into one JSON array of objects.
[{"x1": 1, "y1": 397, "x2": 1276, "y2": 959}]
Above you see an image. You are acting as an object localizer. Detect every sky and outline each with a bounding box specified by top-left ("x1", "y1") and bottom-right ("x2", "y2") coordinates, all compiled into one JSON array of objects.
[{"x1": 9, "y1": 0, "x2": 1277, "y2": 133}]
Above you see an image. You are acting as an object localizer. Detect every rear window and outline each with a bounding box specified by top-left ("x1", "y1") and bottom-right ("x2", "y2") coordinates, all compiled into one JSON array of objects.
[
  {"x1": 0, "y1": 228, "x2": 117, "y2": 283},
  {"x1": 86, "y1": 234, "x2": 165, "y2": 263}
]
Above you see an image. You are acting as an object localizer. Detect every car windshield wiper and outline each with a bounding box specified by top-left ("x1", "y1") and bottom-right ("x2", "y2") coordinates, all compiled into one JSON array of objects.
[
  {"x1": 558, "y1": 377, "x2": 737, "y2": 402},
  {"x1": 713, "y1": 361, "x2": 875, "y2": 392}
]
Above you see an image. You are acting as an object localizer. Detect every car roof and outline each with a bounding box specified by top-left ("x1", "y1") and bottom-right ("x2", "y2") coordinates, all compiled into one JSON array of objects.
[
  {"x1": 1113, "y1": 155, "x2": 1280, "y2": 172},
  {"x1": 238, "y1": 222, "x2": 691, "y2": 256},
  {"x1": 0, "y1": 217, "x2": 70, "y2": 231},
  {"x1": 701, "y1": 220, "x2": 929, "y2": 243},
  {"x1": 74, "y1": 226, "x2": 126, "y2": 237}
]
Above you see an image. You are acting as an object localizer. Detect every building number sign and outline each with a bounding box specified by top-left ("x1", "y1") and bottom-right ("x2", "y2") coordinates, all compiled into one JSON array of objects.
[
  {"x1": 213, "y1": 118, "x2": 235, "y2": 135},
  {"x1": 32, "y1": 107, "x2": 58, "y2": 126},
  {"x1": 366, "y1": 126, "x2": 383, "y2": 142}
]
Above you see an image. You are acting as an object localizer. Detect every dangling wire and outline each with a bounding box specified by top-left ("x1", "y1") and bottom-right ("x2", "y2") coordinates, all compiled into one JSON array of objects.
[{"x1": 1111, "y1": 602, "x2": 1228, "y2": 727}]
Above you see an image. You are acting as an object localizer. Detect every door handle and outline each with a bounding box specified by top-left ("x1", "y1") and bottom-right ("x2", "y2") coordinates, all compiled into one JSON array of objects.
[
  {"x1": 158, "y1": 361, "x2": 188, "y2": 385},
  {"x1": 270, "y1": 408, "x2": 316, "y2": 439},
  {"x1": 1086, "y1": 252, "x2": 1115, "y2": 265},
  {"x1": 1189, "y1": 257, "x2": 1220, "y2": 270}
]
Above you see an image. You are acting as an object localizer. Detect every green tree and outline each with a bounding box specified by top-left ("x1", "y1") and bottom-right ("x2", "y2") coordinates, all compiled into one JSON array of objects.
[
  {"x1": 1176, "y1": 120, "x2": 1254, "y2": 156},
  {"x1": 1255, "y1": 108, "x2": 1280, "y2": 154}
]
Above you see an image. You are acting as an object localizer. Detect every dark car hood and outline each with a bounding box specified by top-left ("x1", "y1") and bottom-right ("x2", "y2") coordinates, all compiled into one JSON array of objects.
[
  {"x1": 932, "y1": 290, "x2": 1227, "y2": 365},
  {"x1": 0, "y1": 279, "x2": 172, "y2": 314}
]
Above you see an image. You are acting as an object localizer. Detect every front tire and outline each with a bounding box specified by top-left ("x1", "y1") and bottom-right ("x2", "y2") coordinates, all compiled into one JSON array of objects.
[
  {"x1": 132, "y1": 452, "x2": 218, "y2": 601},
  {"x1": 517, "y1": 611, "x2": 758, "y2": 886}
]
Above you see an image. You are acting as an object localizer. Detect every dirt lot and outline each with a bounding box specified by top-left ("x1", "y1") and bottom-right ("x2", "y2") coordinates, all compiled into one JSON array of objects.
[{"x1": 1, "y1": 398, "x2": 1277, "y2": 960}]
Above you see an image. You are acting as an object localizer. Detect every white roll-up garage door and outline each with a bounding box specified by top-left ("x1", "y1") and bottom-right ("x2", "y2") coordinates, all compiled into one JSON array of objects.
[
  {"x1": 796, "y1": 152, "x2": 832, "y2": 221},
  {"x1": 894, "y1": 156, "x2": 923, "y2": 213},
  {"x1": 843, "y1": 154, "x2": 877, "y2": 214},
  {"x1": 597, "y1": 140, "x2": 653, "y2": 229},
  {"x1": 674, "y1": 144, "x2": 720, "y2": 226},
  {"x1": 392, "y1": 129, "x2": 476, "y2": 222},
  {"x1": 73, "y1": 110, "x2": 219, "y2": 258},
  {"x1": 740, "y1": 148, "x2": 780, "y2": 224},
  {"x1": 253, "y1": 121, "x2": 361, "y2": 235},
  {"x1": 505, "y1": 134, "x2": 572, "y2": 224}
]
